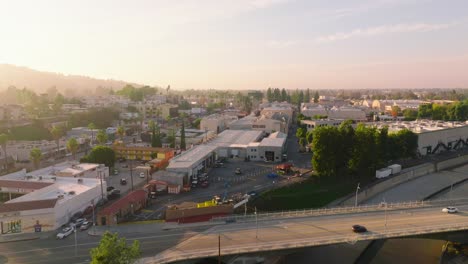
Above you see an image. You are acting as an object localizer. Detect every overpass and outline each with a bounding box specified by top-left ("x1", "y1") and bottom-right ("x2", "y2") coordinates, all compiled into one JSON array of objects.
[{"x1": 141, "y1": 198, "x2": 468, "y2": 264}]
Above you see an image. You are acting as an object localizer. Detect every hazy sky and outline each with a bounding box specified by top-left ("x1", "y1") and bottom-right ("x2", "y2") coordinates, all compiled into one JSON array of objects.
[{"x1": 1, "y1": 0, "x2": 468, "y2": 90}]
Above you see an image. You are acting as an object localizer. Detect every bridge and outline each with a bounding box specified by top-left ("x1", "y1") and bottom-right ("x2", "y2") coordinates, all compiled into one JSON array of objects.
[{"x1": 140, "y1": 198, "x2": 468, "y2": 263}]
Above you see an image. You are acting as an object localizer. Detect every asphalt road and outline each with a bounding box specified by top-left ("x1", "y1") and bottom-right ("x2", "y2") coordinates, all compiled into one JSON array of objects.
[
  {"x1": 0, "y1": 225, "x2": 210, "y2": 264},
  {"x1": 147, "y1": 203, "x2": 468, "y2": 263}
]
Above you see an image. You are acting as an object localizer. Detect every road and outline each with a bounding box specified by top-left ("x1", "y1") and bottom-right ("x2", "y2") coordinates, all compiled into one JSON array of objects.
[
  {"x1": 0, "y1": 224, "x2": 210, "y2": 264},
  {"x1": 144, "y1": 203, "x2": 468, "y2": 263}
]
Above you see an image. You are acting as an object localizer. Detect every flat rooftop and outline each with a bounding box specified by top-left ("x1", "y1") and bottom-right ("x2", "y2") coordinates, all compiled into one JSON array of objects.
[
  {"x1": 208, "y1": 130, "x2": 263, "y2": 147},
  {"x1": 4, "y1": 175, "x2": 101, "y2": 205},
  {"x1": 370, "y1": 120, "x2": 468, "y2": 134}
]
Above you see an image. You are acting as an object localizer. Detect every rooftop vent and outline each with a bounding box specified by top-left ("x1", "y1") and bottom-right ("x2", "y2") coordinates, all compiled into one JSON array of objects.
[{"x1": 77, "y1": 178, "x2": 83, "y2": 184}]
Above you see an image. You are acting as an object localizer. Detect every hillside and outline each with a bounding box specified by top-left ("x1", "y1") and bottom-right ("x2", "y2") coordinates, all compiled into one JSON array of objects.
[{"x1": 0, "y1": 64, "x2": 144, "y2": 97}]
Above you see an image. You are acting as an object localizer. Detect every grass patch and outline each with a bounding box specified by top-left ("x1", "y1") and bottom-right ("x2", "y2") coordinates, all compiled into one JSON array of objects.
[{"x1": 253, "y1": 176, "x2": 362, "y2": 211}]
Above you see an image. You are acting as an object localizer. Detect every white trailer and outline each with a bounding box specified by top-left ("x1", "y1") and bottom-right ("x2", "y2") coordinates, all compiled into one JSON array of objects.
[
  {"x1": 388, "y1": 164, "x2": 402, "y2": 174},
  {"x1": 376, "y1": 168, "x2": 392, "y2": 179}
]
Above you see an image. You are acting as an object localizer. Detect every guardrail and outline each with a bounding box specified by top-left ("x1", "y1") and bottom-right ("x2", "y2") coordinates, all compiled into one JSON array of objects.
[
  {"x1": 212, "y1": 197, "x2": 468, "y2": 223},
  {"x1": 145, "y1": 221, "x2": 468, "y2": 264}
]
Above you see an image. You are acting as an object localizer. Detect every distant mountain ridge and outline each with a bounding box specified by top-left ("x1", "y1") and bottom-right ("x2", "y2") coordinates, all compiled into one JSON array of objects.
[{"x1": 0, "y1": 64, "x2": 144, "y2": 96}]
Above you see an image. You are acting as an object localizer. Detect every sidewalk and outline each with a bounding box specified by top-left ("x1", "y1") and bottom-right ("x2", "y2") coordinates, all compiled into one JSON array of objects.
[{"x1": 0, "y1": 231, "x2": 53, "y2": 243}]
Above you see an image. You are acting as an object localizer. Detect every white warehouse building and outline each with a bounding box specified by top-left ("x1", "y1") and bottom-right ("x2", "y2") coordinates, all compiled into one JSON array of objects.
[
  {"x1": 166, "y1": 130, "x2": 287, "y2": 177},
  {"x1": 0, "y1": 163, "x2": 107, "y2": 236}
]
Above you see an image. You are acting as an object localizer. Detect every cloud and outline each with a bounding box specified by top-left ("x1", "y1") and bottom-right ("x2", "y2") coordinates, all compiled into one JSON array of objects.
[{"x1": 316, "y1": 22, "x2": 457, "y2": 43}]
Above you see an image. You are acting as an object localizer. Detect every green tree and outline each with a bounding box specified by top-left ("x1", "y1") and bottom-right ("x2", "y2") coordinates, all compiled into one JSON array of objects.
[
  {"x1": 304, "y1": 88, "x2": 311, "y2": 103},
  {"x1": 90, "y1": 231, "x2": 140, "y2": 264},
  {"x1": 96, "y1": 130, "x2": 108, "y2": 145},
  {"x1": 168, "y1": 129, "x2": 176, "y2": 148},
  {"x1": 151, "y1": 125, "x2": 162, "y2": 148},
  {"x1": 311, "y1": 126, "x2": 343, "y2": 178},
  {"x1": 180, "y1": 122, "x2": 186, "y2": 150},
  {"x1": 281, "y1": 88, "x2": 287, "y2": 102},
  {"x1": 81, "y1": 146, "x2": 116, "y2": 168},
  {"x1": 267, "y1": 88, "x2": 273, "y2": 102},
  {"x1": 348, "y1": 125, "x2": 378, "y2": 179},
  {"x1": 402, "y1": 109, "x2": 418, "y2": 121},
  {"x1": 116, "y1": 126, "x2": 125, "y2": 141},
  {"x1": 66, "y1": 138, "x2": 79, "y2": 160},
  {"x1": 418, "y1": 104, "x2": 433, "y2": 119},
  {"x1": 313, "y1": 91, "x2": 319, "y2": 103},
  {"x1": 0, "y1": 134, "x2": 8, "y2": 172},
  {"x1": 30, "y1": 148, "x2": 43, "y2": 169},
  {"x1": 50, "y1": 126, "x2": 64, "y2": 157},
  {"x1": 295, "y1": 127, "x2": 307, "y2": 139},
  {"x1": 88, "y1": 122, "x2": 97, "y2": 143}
]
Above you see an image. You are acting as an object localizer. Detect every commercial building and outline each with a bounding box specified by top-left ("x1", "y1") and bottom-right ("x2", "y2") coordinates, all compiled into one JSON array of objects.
[
  {"x1": 167, "y1": 130, "x2": 287, "y2": 177},
  {"x1": 200, "y1": 114, "x2": 238, "y2": 134},
  {"x1": 7, "y1": 140, "x2": 68, "y2": 162},
  {"x1": 0, "y1": 104, "x2": 27, "y2": 121},
  {"x1": 301, "y1": 104, "x2": 367, "y2": 121},
  {"x1": 97, "y1": 190, "x2": 147, "y2": 226},
  {"x1": 301, "y1": 119, "x2": 348, "y2": 132},
  {"x1": 0, "y1": 164, "x2": 107, "y2": 235},
  {"x1": 371, "y1": 120, "x2": 468, "y2": 156},
  {"x1": 229, "y1": 115, "x2": 287, "y2": 134},
  {"x1": 113, "y1": 146, "x2": 174, "y2": 162}
]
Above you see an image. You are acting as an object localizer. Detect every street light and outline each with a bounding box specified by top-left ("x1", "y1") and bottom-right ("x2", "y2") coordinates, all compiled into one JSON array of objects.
[
  {"x1": 255, "y1": 206, "x2": 258, "y2": 239},
  {"x1": 355, "y1": 183, "x2": 360, "y2": 207},
  {"x1": 74, "y1": 228, "x2": 77, "y2": 257}
]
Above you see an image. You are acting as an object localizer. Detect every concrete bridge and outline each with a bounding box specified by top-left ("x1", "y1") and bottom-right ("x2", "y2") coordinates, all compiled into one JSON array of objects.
[{"x1": 140, "y1": 198, "x2": 468, "y2": 264}]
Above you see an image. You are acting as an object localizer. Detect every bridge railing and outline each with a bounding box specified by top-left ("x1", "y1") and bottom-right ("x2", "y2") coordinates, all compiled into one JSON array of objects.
[
  {"x1": 146, "y1": 221, "x2": 468, "y2": 264},
  {"x1": 212, "y1": 197, "x2": 468, "y2": 223}
]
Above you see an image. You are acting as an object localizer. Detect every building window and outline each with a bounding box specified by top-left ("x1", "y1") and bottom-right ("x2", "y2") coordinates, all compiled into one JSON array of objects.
[{"x1": 1, "y1": 220, "x2": 22, "y2": 234}]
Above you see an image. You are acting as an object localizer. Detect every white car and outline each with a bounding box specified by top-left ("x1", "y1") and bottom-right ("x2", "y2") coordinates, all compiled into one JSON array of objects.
[
  {"x1": 442, "y1": 207, "x2": 459, "y2": 213},
  {"x1": 56, "y1": 226, "x2": 74, "y2": 239},
  {"x1": 139, "y1": 172, "x2": 145, "y2": 178}
]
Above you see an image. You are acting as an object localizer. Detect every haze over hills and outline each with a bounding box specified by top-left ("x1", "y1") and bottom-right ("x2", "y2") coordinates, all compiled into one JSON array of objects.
[{"x1": 0, "y1": 64, "x2": 145, "y2": 97}]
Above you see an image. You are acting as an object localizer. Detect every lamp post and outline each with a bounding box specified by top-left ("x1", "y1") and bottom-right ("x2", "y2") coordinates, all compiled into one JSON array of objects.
[
  {"x1": 355, "y1": 183, "x2": 360, "y2": 207},
  {"x1": 91, "y1": 200, "x2": 96, "y2": 234},
  {"x1": 255, "y1": 207, "x2": 258, "y2": 239},
  {"x1": 218, "y1": 233, "x2": 221, "y2": 264},
  {"x1": 74, "y1": 228, "x2": 77, "y2": 257}
]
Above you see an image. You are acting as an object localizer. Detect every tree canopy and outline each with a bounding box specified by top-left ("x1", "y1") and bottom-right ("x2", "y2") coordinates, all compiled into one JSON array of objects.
[
  {"x1": 81, "y1": 146, "x2": 116, "y2": 168},
  {"x1": 90, "y1": 231, "x2": 140, "y2": 264}
]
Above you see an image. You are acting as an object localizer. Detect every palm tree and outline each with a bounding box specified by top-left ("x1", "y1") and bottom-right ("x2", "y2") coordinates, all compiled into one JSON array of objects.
[
  {"x1": 30, "y1": 148, "x2": 42, "y2": 170},
  {"x1": 88, "y1": 122, "x2": 96, "y2": 144},
  {"x1": 117, "y1": 126, "x2": 125, "y2": 141},
  {"x1": 50, "y1": 126, "x2": 64, "y2": 158},
  {"x1": 66, "y1": 138, "x2": 79, "y2": 160},
  {"x1": 96, "y1": 130, "x2": 108, "y2": 145},
  {"x1": 0, "y1": 134, "x2": 8, "y2": 173}
]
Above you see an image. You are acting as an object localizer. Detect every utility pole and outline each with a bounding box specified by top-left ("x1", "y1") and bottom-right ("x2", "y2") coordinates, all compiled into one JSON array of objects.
[
  {"x1": 130, "y1": 159, "x2": 134, "y2": 191},
  {"x1": 218, "y1": 233, "x2": 221, "y2": 264},
  {"x1": 99, "y1": 171, "x2": 104, "y2": 202}
]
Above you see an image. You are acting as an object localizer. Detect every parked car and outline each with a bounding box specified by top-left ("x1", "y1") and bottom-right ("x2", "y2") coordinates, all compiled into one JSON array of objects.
[
  {"x1": 442, "y1": 207, "x2": 459, "y2": 213},
  {"x1": 201, "y1": 181, "x2": 210, "y2": 188},
  {"x1": 352, "y1": 225, "x2": 367, "y2": 233},
  {"x1": 80, "y1": 221, "x2": 93, "y2": 231},
  {"x1": 70, "y1": 212, "x2": 83, "y2": 222},
  {"x1": 73, "y1": 218, "x2": 86, "y2": 228},
  {"x1": 248, "y1": 191, "x2": 258, "y2": 197},
  {"x1": 108, "y1": 189, "x2": 121, "y2": 200},
  {"x1": 113, "y1": 169, "x2": 119, "y2": 175},
  {"x1": 120, "y1": 178, "x2": 127, "y2": 185},
  {"x1": 118, "y1": 158, "x2": 126, "y2": 163},
  {"x1": 235, "y1": 168, "x2": 242, "y2": 175},
  {"x1": 139, "y1": 172, "x2": 146, "y2": 178},
  {"x1": 106, "y1": 186, "x2": 115, "y2": 192},
  {"x1": 122, "y1": 164, "x2": 128, "y2": 168},
  {"x1": 57, "y1": 226, "x2": 74, "y2": 239}
]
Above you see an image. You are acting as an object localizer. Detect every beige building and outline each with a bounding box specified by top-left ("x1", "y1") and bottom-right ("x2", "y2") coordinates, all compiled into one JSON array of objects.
[{"x1": 200, "y1": 114, "x2": 238, "y2": 134}]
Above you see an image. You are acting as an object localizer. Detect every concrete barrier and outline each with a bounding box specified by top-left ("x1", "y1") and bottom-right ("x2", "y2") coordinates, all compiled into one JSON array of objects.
[
  {"x1": 436, "y1": 155, "x2": 468, "y2": 171},
  {"x1": 340, "y1": 154, "x2": 468, "y2": 206},
  {"x1": 341, "y1": 163, "x2": 436, "y2": 206}
]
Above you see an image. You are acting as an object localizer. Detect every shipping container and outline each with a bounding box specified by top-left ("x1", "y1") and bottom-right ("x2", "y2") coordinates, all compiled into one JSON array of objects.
[
  {"x1": 376, "y1": 168, "x2": 392, "y2": 179},
  {"x1": 388, "y1": 164, "x2": 402, "y2": 174}
]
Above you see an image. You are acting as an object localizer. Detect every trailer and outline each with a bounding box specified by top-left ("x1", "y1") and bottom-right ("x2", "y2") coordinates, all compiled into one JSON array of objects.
[
  {"x1": 376, "y1": 168, "x2": 392, "y2": 179},
  {"x1": 388, "y1": 164, "x2": 402, "y2": 174}
]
